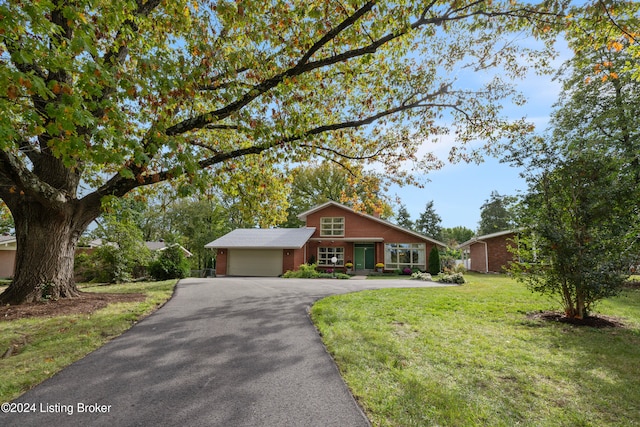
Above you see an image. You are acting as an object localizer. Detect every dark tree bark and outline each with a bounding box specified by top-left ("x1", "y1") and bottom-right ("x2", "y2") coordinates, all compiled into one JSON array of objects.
[{"x1": 0, "y1": 193, "x2": 100, "y2": 305}]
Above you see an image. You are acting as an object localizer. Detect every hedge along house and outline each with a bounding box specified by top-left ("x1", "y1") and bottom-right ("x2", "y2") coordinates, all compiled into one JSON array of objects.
[
  {"x1": 457, "y1": 229, "x2": 517, "y2": 273},
  {"x1": 206, "y1": 201, "x2": 446, "y2": 277}
]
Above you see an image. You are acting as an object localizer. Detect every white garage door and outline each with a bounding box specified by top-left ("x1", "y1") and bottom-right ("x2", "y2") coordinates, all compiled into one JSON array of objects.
[{"x1": 227, "y1": 249, "x2": 283, "y2": 277}]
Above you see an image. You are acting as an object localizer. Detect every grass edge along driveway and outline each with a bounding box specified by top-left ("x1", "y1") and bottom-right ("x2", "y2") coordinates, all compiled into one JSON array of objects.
[
  {"x1": 0, "y1": 280, "x2": 177, "y2": 403},
  {"x1": 311, "y1": 273, "x2": 640, "y2": 427}
]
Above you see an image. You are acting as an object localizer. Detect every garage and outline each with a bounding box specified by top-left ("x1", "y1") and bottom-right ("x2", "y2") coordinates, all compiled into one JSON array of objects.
[
  {"x1": 227, "y1": 249, "x2": 283, "y2": 277},
  {"x1": 205, "y1": 227, "x2": 316, "y2": 277}
]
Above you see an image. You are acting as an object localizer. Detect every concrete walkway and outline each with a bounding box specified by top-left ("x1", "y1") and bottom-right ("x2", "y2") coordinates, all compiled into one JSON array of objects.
[{"x1": 1, "y1": 277, "x2": 447, "y2": 427}]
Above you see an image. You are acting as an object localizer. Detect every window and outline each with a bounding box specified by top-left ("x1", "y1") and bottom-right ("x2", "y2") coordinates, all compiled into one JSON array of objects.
[
  {"x1": 320, "y1": 217, "x2": 344, "y2": 236},
  {"x1": 318, "y1": 247, "x2": 344, "y2": 266},
  {"x1": 384, "y1": 243, "x2": 426, "y2": 270}
]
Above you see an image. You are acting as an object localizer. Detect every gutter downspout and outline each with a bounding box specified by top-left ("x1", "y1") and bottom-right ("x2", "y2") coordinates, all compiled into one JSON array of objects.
[{"x1": 481, "y1": 240, "x2": 489, "y2": 273}]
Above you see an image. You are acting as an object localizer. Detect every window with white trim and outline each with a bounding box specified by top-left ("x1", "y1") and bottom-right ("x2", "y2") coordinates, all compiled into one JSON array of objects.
[
  {"x1": 384, "y1": 243, "x2": 426, "y2": 270},
  {"x1": 318, "y1": 247, "x2": 344, "y2": 266},
  {"x1": 320, "y1": 217, "x2": 344, "y2": 236}
]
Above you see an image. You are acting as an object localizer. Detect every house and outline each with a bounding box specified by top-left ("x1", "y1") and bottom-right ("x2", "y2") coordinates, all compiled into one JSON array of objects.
[
  {"x1": 457, "y1": 230, "x2": 517, "y2": 273},
  {"x1": 205, "y1": 201, "x2": 446, "y2": 277},
  {"x1": 0, "y1": 235, "x2": 16, "y2": 278}
]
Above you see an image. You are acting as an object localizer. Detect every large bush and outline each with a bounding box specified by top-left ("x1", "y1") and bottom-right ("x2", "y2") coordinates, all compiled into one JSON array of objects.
[
  {"x1": 149, "y1": 245, "x2": 191, "y2": 280},
  {"x1": 79, "y1": 218, "x2": 151, "y2": 283}
]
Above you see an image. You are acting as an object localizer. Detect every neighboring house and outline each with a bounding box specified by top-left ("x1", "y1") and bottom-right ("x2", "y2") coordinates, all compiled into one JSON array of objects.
[
  {"x1": 206, "y1": 201, "x2": 446, "y2": 277},
  {"x1": 458, "y1": 230, "x2": 517, "y2": 273},
  {"x1": 0, "y1": 235, "x2": 16, "y2": 278},
  {"x1": 0, "y1": 237, "x2": 193, "y2": 280}
]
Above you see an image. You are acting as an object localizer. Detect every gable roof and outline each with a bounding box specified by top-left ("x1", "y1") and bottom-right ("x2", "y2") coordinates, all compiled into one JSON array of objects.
[
  {"x1": 205, "y1": 228, "x2": 316, "y2": 249},
  {"x1": 146, "y1": 241, "x2": 193, "y2": 258},
  {"x1": 297, "y1": 201, "x2": 447, "y2": 247},
  {"x1": 457, "y1": 229, "x2": 517, "y2": 249}
]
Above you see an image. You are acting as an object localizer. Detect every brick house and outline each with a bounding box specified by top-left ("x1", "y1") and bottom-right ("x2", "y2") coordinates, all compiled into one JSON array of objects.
[
  {"x1": 457, "y1": 230, "x2": 517, "y2": 273},
  {"x1": 206, "y1": 201, "x2": 446, "y2": 277}
]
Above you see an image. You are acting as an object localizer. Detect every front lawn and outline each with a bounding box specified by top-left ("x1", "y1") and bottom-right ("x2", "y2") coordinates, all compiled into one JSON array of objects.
[
  {"x1": 0, "y1": 280, "x2": 177, "y2": 403},
  {"x1": 311, "y1": 273, "x2": 640, "y2": 426}
]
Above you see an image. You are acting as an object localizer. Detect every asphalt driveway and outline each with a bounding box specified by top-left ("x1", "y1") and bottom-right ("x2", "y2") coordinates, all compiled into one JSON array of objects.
[{"x1": 1, "y1": 277, "x2": 447, "y2": 427}]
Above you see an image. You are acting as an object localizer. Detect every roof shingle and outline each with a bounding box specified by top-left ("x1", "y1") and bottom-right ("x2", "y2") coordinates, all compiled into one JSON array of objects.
[{"x1": 205, "y1": 228, "x2": 316, "y2": 249}]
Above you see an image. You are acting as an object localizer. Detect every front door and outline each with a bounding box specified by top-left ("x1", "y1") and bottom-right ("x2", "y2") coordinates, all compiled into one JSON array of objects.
[{"x1": 354, "y1": 244, "x2": 375, "y2": 270}]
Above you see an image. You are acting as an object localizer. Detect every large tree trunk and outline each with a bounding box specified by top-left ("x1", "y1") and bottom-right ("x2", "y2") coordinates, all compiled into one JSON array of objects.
[{"x1": 0, "y1": 200, "x2": 93, "y2": 305}]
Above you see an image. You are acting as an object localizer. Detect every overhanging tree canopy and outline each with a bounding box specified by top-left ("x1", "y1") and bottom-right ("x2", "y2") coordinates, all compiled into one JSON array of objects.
[{"x1": 0, "y1": 0, "x2": 566, "y2": 303}]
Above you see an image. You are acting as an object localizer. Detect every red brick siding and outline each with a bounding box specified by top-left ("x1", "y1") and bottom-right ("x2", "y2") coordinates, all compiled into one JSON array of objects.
[
  {"x1": 305, "y1": 205, "x2": 437, "y2": 271},
  {"x1": 215, "y1": 249, "x2": 228, "y2": 276},
  {"x1": 283, "y1": 249, "x2": 306, "y2": 274},
  {"x1": 468, "y1": 233, "x2": 516, "y2": 273}
]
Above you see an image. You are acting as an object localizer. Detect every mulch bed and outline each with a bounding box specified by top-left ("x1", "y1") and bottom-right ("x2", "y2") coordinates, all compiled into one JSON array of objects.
[
  {"x1": 527, "y1": 311, "x2": 625, "y2": 328},
  {"x1": 0, "y1": 292, "x2": 146, "y2": 321}
]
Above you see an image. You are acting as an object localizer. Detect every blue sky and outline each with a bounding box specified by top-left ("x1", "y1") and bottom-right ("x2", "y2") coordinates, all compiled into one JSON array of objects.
[{"x1": 389, "y1": 39, "x2": 571, "y2": 231}]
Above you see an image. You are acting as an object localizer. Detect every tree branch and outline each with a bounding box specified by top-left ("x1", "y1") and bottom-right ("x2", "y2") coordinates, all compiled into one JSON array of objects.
[{"x1": 0, "y1": 151, "x2": 69, "y2": 209}]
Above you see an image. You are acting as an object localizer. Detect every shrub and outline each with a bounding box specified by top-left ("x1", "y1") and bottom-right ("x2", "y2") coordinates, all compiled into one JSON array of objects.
[
  {"x1": 282, "y1": 264, "x2": 351, "y2": 279},
  {"x1": 428, "y1": 247, "x2": 441, "y2": 275},
  {"x1": 437, "y1": 273, "x2": 466, "y2": 284},
  {"x1": 283, "y1": 264, "x2": 320, "y2": 278},
  {"x1": 453, "y1": 263, "x2": 467, "y2": 274},
  {"x1": 149, "y1": 245, "x2": 190, "y2": 280},
  {"x1": 411, "y1": 272, "x2": 432, "y2": 281},
  {"x1": 402, "y1": 267, "x2": 412, "y2": 275}
]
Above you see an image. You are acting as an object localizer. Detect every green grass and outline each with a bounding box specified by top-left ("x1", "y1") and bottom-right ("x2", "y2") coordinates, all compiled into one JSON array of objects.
[
  {"x1": 311, "y1": 273, "x2": 640, "y2": 427},
  {"x1": 0, "y1": 280, "x2": 177, "y2": 403}
]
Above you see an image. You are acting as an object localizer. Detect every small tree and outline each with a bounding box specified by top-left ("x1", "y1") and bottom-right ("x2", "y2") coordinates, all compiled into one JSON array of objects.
[
  {"x1": 149, "y1": 245, "x2": 191, "y2": 281},
  {"x1": 511, "y1": 154, "x2": 637, "y2": 319},
  {"x1": 428, "y1": 246, "x2": 441, "y2": 275}
]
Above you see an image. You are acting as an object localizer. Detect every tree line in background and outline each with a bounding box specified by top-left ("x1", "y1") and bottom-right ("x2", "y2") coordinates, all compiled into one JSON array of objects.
[
  {"x1": 66, "y1": 164, "x2": 514, "y2": 283},
  {"x1": 395, "y1": 190, "x2": 516, "y2": 245}
]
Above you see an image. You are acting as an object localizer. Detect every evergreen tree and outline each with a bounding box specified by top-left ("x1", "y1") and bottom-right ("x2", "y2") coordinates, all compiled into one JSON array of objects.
[
  {"x1": 415, "y1": 201, "x2": 442, "y2": 240},
  {"x1": 428, "y1": 246, "x2": 441, "y2": 275},
  {"x1": 395, "y1": 204, "x2": 414, "y2": 231}
]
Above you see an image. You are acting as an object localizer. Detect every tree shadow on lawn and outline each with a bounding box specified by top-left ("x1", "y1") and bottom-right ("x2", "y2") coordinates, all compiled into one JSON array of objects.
[
  {"x1": 526, "y1": 310, "x2": 625, "y2": 328},
  {"x1": 3, "y1": 286, "x2": 367, "y2": 427},
  {"x1": 519, "y1": 305, "x2": 640, "y2": 425}
]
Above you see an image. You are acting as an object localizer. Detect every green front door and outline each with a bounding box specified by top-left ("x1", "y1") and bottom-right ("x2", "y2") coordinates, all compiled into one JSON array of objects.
[{"x1": 354, "y1": 244, "x2": 375, "y2": 270}]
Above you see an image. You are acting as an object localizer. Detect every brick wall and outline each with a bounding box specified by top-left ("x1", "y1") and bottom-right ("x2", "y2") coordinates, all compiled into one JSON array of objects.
[
  {"x1": 215, "y1": 249, "x2": 227, "y2": 276},
  {"x1": 468, "y1": 233, "x2": 516, "y2": 273},
  {"x1": 305, "y1": 205, "x2": 438, "y2": 271}
]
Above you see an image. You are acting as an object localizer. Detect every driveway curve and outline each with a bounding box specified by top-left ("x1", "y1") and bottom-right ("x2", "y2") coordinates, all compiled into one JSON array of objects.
[{"x1": 2, "y1": 277, "x2": 447, "y2": 427}]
